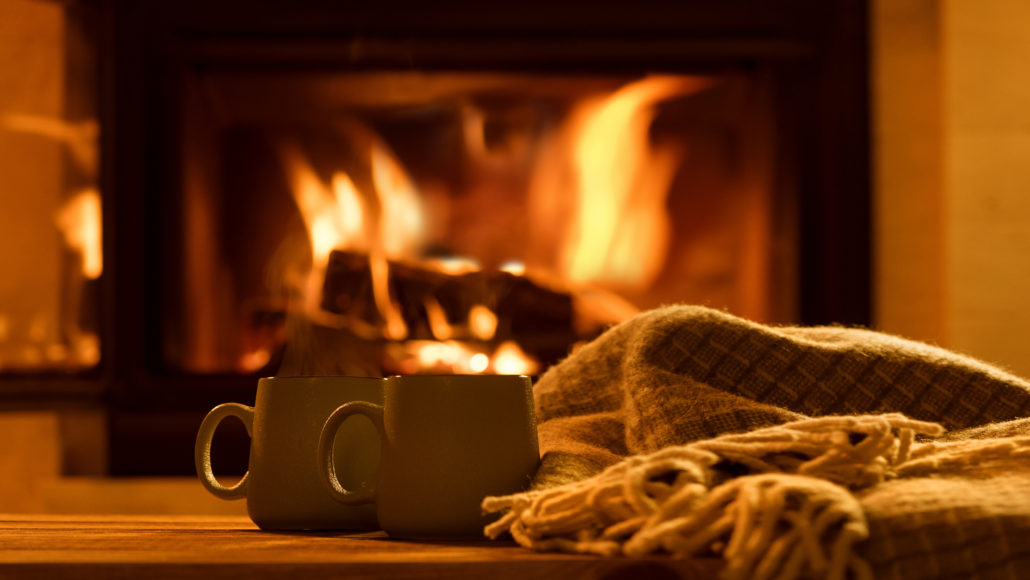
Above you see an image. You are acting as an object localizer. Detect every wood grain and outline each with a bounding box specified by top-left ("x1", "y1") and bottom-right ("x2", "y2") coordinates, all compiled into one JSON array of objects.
[{"x1": 0, "y1": 515, "x2": 721, "y2": 579}]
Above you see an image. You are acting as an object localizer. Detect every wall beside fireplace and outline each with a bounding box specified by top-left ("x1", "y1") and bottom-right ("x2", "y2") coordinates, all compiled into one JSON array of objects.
[{"x1": 872, "y1": 0, "x2": 1030, "y2": 379}]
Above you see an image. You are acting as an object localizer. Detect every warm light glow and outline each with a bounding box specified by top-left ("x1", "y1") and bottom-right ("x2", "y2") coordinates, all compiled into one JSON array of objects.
[
  {"x1": 55, "y1": 187, "x2": 103, "y2": 279},
  {"x1": 431, "y1": 256, "x2": 480, "y2": 275},
  {"x1": 238, "y1": 348, "x2": 272, "y2": 372},
  {"x1": 468, "y1": 304, "x2": 498, "y2": 341},
  {"x1": 499, "y1": 260, "x2": 526, "y2": 275},
  {"x1": 424, "y1": 296, "x2": 454, "y2": 340},
  {"x1": 75, "y1": 334, "x2": 100, "y2": 367},
  {"x1": 398, "y1": 339, "x2": 537, "y2": 375},
  {"x1": 492, "y1": 340, "x2": 539, "y2": 375},
  {"x1": 532, "y1": 75, "x2": 712, "y2": 291},
  {"x1": 410, "y1": 340, "x2": 481, "y2": 373},
  {"x1": 469, "y1": 352, "x2": 490, "y2": 373},
  {"x1": 372, "y1": 142, "x2": 425, "y2": 259},
  {"x1": 280, "y1": 143, "x2": 367, "y2": 268},
  {"x1": 370, "y1": 251, "x2": 408, "y2": 340},
  {"x1": 332, "y1": 172, "x2": 368, "y2": 250},
  {"x1": 279, "y1": 136, "x2": 424, "y2": 341}
]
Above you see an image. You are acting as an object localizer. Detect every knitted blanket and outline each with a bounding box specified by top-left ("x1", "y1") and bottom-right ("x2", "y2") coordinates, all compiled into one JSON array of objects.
[{"x1": 481, "y1": 305, "x2": 1030, "y2": 580}]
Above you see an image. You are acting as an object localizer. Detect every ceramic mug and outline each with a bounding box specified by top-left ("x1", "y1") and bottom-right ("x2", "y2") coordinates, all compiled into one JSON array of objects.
[
  {"x1": 195, "y1": 375, "x2": 384, "y2": 530},
  {"x1": 318, "y1": 374, "x2": 540, "y2": 538}
]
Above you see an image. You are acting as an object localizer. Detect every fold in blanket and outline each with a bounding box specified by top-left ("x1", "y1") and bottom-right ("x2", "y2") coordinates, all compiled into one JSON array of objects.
[{"x1": 482, "y1": 305, "x2": 1030, "y2": 580}]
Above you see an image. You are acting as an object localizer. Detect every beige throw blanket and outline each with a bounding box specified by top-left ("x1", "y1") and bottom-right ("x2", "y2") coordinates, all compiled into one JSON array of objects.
[{"x1": 482, "y1": 305, "x2": 1030, "y2": 580}]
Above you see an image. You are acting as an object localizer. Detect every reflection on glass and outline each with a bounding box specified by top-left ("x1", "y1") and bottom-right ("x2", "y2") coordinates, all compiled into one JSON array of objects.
[{"x1": 0, "y1": 0, "x2": 99, "y2": 372}]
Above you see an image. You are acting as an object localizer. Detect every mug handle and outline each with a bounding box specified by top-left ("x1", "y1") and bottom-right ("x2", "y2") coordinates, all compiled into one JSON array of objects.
[
  {"x1": 318, "y1": 401, "x2": 384, "y2": 505},
  {"x1": 194, "y1": 403, "x2": 254, "y2": 500}
]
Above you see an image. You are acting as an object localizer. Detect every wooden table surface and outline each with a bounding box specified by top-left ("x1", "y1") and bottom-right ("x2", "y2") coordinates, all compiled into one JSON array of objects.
[{"x1": 0, "y1": 514, "x2": 722, "y2": 579}]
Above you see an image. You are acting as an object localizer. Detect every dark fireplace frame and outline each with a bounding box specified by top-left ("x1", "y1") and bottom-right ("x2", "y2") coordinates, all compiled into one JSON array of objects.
[{"x1": 2, "y1": 0, "x2": 870, "y2": 476}]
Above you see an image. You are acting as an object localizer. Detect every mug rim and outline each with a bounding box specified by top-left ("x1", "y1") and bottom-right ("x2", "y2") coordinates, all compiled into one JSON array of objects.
[
  {"x1": 385, "y1": 373, "x2": 530, "y2": 379},
  {"x1": 260, "y1": 375, "x2": 385, "y2": 380}
]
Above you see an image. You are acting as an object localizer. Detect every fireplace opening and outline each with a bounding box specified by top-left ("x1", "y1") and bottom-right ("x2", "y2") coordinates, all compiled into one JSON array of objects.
[{"x1": 172, "y1": 69, "x2": 791, "y2": 379}]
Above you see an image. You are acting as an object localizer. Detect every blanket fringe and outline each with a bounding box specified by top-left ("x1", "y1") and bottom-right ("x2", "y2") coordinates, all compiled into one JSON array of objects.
[{"x1": 483, "y1": 414, "x2": 944, "y2": 580}]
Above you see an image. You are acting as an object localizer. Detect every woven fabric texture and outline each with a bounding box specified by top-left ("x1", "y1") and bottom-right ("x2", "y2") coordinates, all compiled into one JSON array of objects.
[{"x1": 490, "y1": 304, "x2": 1030, "y2": 579}]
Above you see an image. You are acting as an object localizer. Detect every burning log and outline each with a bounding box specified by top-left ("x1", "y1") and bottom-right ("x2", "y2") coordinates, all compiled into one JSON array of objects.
[{"x1": 319, "y1": 249, "x2": 579, "y2": 371}]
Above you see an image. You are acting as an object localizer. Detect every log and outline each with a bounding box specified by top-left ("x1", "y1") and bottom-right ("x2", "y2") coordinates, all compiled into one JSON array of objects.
[{"x1": 319, "y1": 250, "x2": 579, "y2": 369}]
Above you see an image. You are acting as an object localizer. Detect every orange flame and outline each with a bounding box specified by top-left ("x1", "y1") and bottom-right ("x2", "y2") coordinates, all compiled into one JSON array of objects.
[
  {"x1": 371, "y1": 142, "x2": 425, "y2": 259},
  {"x1": 424, "y1": 296, "x2": 454, "y2": 341},
  {"x1": 398, "y1": 338, "x2": 539, "y2": 375},
  {"x1": 531, "y1": 75, "x2": 712, "y2": 291},
  {"x1": 280, "y1": 142, "x2": 368, "y2": 268},
  {"x1": 279, "y1": 136, "x2": 421, "y2": 340},
  {"x1": 468, "y1": 304, "x2": 498, "y2": 341},
  {"x1": 492, "y1": 340, "x2": 538, "y2": 375}
]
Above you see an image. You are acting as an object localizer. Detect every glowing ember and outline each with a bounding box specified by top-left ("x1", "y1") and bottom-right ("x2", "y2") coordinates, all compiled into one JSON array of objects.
[
  {"x1": 431, "y1": 256, "x2": 480, "y2": 275},
  {"x1": 469, "y1": 352, "x2": 490, "y2": 373},
  {"x1": 408, "y1": 340, "x2": 482, "y2": 374},
  {"x1": 492, "y1": 340, "x2": 539, "y2": 375},
  {"x1": 395, "y1": 338, "x2": 540, "y2": 376},
  {"x1": 238, "y1": 348, "x2": 272, "y2": 373},
  {"x1": 468, "y1": 304, "x2": 498, "y2": 341},
  {"x1": 499, "y1": 261, "x2": 526, "y2": 276}
]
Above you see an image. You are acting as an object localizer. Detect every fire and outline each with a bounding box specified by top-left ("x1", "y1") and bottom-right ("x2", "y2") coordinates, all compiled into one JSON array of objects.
[
  {"x1": 275, "y1": 74, "x2": 710, "y2": 375},
  {"x1": 370, "y1": 143, "x2": 425, "y2": 259},
  {"x1": 279, "y1": 137, "x2": 421, "y2": 341},
  {"x1": 424, "y1": 297, "x2": 455, "y2": 341},
  {"x1": 394, "y1": 338, "x2": 539, "y2": 376},
  {"x1": 278, "y1": 142, "x2": 367, "y2": 268},
  {"x1": 491, "y1": 341, "x2": 538, "y2": 375},
  {"x1": 468, "y1": 304, "x2": 497, "y2": 341},
  {"x1": 530, "y1": 75, "x2": 712, "y2": 292}
]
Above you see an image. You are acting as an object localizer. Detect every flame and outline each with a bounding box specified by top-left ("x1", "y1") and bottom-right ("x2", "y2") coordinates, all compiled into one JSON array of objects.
[
  {"x1": 492, "y1": 340, "x2": 538, "y2": 375},
  {"x1": 280, "y1": 143, "x2": 368, "y2": 268},
  {"x1": 468, "y1": 304, "x2": 498, "y2": 341},
  {"x1": 397, "y1": 338, "x2": 539, "y2": 376},
  {"x1": 55, "y1": 187, "x2": 103, "y2": 279},
  {"x1": 469, "y1": 352, "x2": 490, "y2": 373},
  {"x1": 408, "y1": 340, "x2": 482, "y2": 374},
  {"x1": 371, "y1": 142, "x2": 425, "y2": 259},
  {"x1": 532, "y1": 75, "x2": 711, "y2": 291},
  {"x1": 279, "y1": 136, "x2": 422, "y2": 341},
  {"x1": 499, "y1": 260, "x2": 526, "y2": 275},
  {"x1": 239, "y1": 348, "x2": 272, "y2": 372},
  {"x1": 424, "y1": 296, "x2": 455, "y2": 340},
  {"x1": 431, "y1": 256, "x2": 480, "y2": 275},
  {"x1": 369, "y1": 250, "x2": 408, "y2": 340}
]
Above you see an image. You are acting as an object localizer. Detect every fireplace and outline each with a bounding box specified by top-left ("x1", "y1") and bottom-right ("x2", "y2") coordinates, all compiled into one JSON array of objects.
[{"x1": 2, "y1": 0, "x2": 870, "y2": 476}]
